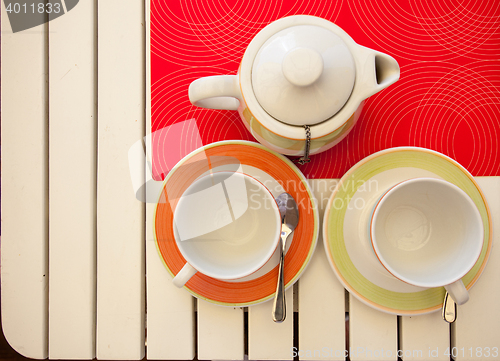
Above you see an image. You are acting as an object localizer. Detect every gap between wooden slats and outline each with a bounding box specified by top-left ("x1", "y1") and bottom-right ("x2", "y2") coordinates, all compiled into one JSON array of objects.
[
  {"x1": 0, "y1": 3, "x2": 49, "y2": 358},
  {"x1": 48, "y1": 0, "x2": 97, "y2": 358}
]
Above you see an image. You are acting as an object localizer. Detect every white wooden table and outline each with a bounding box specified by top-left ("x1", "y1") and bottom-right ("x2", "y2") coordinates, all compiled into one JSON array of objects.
[{"x1": 2, "y1": 1, "x2": 500, "y2": 360}]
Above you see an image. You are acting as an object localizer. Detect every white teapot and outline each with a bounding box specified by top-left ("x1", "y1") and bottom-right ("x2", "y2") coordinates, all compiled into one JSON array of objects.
[{"x1": 189, "y1": 15, "x2": 400, "y2": 159}]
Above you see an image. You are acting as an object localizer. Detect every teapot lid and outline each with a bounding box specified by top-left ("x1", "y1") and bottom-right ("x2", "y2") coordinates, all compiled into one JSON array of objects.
[{"x1": 251, "y1": 24, "x2": 356, "y2": 126}]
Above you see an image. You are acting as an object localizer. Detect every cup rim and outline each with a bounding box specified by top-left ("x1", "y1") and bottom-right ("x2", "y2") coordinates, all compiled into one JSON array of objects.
[
  {"x1": 173, "y1": 171, "x2": 281, "y2": 280},
  {"x1": 369, "y1": 177, "x2": 484, "y2": 288}
]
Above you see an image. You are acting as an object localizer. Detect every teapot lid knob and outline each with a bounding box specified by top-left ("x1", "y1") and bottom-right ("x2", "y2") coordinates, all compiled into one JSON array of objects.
[
  {"x1": 282, "y1": 47, "x2": 324, "y2": 87},
  {"x1": 251, "y1": 24, "x2": 356, "y2": 126}
]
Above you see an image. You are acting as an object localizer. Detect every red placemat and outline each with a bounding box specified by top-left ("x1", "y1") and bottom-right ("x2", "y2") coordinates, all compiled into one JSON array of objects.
[{"x1": 150, "y1": 0, "x2": 500, "y2": 179}]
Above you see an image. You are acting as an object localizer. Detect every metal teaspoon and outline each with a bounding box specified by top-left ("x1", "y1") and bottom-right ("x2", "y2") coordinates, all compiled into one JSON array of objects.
[
  {"x1": 442, "y1": 292, "x2": 457, "y2": 323},
  {"x1": 272, "y1": 192, "x2": 299, "y2": 323}
]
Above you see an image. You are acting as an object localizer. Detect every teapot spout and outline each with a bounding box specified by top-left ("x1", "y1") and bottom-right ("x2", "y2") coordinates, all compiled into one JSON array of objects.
[
  {"x1": 357, "y1": 47, "x2": 400, "y2": 99},
  {"x1": 375, "y1": 52, "x2": 400, "y2": 89}
]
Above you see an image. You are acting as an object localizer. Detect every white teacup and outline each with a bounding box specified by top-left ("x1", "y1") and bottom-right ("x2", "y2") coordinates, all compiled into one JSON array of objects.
[
  {"x1": 172, "y1": 171, "x2": 281, "y2": 287},
  {"x1": 370, "y1": 178, "x2": 483, "y2": 305}
]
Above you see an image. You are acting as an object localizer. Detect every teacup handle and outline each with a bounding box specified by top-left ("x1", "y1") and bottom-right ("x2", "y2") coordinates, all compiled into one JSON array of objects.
[
  {"x1": 188, "y1": 75, "x2": 241, "y2": 110},
  {"x1": 444, "y1": 279, "x2": 469, "y2": 305},
  {"x1": 172, "y1": 263, "x2": 198, "y2": 288}
]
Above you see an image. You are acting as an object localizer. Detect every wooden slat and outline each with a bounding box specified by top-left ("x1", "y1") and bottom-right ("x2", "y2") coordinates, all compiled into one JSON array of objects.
[
  {"x1": 349, "y1": 296, "x2": 398, "y2": 361},
  {"x1": 400, "y1": 177, "x2": 500, "y2": 361},
  {"x1": 48, "y1": 0, "x2": 97, "y2": 357},
  {"x1": 455, "y1": 177, "x2": 500, "y2": 361},
  {"x1": 145, "y1": 1, "x2": 195, "y2": 356},
  {"x1": 400, "y1": 313, "x2": 449, "y2": 361},
  {"x1": 298, "y1": 245, "x2": 346, "y2": 361},
  {"x1": 95, "y1": 0, "x2": 146, "y2": 358},
  {"x1": 299, "y1": 179, "x2": 346, "y2": 361},
  {"x1": 248, "y1": 287, "x2": 294, "y2": 360},
  {"x1": 0, "y1": 4, "x2": 49, "y2": 359},
  {"x1": 145, "y1": 204, "x2": 196, "y2": 360},
  {"x1": 198, "y1": 302, "x2": 244, "y2": 360}
]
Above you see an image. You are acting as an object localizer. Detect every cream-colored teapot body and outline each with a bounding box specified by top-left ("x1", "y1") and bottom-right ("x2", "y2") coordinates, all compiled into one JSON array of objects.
[{"x1": 189, "y1": 15, "x2": 400, "y2": 156}]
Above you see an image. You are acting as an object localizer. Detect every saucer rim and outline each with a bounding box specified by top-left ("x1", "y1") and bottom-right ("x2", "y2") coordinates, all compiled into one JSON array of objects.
[
  {"x1": 154, "y1": 140, "x2": 319, "y2": 307},
  {"x1": 322, "y1": 146, "x2": 493, "y2": 316}
]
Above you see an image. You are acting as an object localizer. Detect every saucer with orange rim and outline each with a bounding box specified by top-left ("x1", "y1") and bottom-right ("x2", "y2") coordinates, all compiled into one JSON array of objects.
[{"x1": 154, "y1": 140, "x2": 319, "y2": 307}]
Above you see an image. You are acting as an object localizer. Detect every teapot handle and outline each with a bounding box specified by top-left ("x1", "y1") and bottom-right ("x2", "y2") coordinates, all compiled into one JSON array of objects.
[
  {"x1": 189, "y1": 75, "x2": 241, "y2": 110},
  {"x1": 357, "y1": 46, "x2": 400, "y2": 99}
]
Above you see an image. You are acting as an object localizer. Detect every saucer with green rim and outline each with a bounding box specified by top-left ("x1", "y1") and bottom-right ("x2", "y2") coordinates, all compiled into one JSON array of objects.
[{"x1": 323, "y1": 147, "x2": 492, "y2": 315}]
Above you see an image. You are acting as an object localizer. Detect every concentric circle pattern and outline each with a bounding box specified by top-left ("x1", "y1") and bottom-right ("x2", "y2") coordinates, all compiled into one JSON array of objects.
[
  {"x1": 151, "y1": 0, "x2": 500, "y2": 178},
  {"x1": 348, "y1": 0, "x2": 500, "y2": 62}
]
